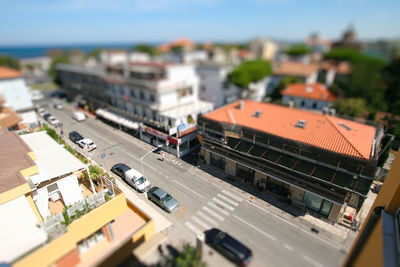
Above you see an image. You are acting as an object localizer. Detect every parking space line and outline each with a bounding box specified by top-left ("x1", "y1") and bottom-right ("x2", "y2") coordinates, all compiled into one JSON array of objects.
[{"x1": 302, "y1": 254, "x2": 323, "y2": 267}]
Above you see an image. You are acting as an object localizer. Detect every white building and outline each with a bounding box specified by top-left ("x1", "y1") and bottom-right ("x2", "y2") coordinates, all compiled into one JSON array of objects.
[
  {"x1": 57, "y1": 62, "x2": 213, "y2": 157},
  {"x1": 100, "y1": 50, "x2": 128, "y2": 65},
  {"x1": 249, "y1": 37, "x2": 278, "y2": 61},
  {"x1": 196, "y1": 63, "x2": 241, "y2": 108},
  {"x1": 281, "y1": 83, "x2": 336, "y2": 110},
  {"x1": 0, "y1": 67, "x2": 39, "y2": 128},
  {"x1": 128, "y1": 52, "x2": 151, "y2": 63}
]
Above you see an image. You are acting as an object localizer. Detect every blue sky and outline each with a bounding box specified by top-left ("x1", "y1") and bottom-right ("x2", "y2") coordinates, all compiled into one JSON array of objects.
[{"x1": 1, "y1": 0, "x2": 399, "y2": 45}]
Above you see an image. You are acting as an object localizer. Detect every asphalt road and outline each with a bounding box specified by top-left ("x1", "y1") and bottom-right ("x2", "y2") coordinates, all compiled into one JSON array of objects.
[{"x1": 39, "y1": 99, "x2": 346, "y2": 267}]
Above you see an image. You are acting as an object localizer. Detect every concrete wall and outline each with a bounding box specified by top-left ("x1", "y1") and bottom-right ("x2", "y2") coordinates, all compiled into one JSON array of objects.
[
  {"x1": 224, "y1": 158, "x2": 236, "y2": 176},
  {"x1": 254, "y1": 171, "x2": 267, "y2": 187},
  {"x1": 289, "y1": 186, "x2": 304, "y2": 202},
  {"x1": 328, "y1": 203, "x2": 342, "y2": 222}
]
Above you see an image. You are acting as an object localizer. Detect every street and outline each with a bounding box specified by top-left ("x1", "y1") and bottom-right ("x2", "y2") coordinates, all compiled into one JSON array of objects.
[{"x1": 42, "y1": 99, "x2": 346, "y2": 267}]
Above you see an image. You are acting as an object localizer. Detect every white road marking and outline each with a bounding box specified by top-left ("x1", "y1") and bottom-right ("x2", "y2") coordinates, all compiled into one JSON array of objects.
[
  {"x1": 192, "y1": 216, "x2": 210, "y2": 229},
  {"x1": 212, "y1": 197, "x2": 234, "y2": 211},
  {"x1": 284, "y1": 244, "x2": 293, "y2": 251},
  {"x1": 202, "y1": 206, "x2": 225, "y2": 222},
  {"x1": 164, "y1": 175, "x2": 170, "y2": 179},
  {"x1": 221, "y1": 190, "x2": 243, "y2": 202},
  {"x1": 302, "y1": 254, "x2": 323, "y2": 267},
  {"x1": 173, "y1": 180, "x2": 204, "y2": 199},
  {"x1": 185, "y1": 221, "x2": 202, "y2": 236},
  {"x1": 196, "y1": 211, "x2": 219, "y2": 226},
  {"x1": 246, "y1": 201, "x2": 338, "y2": 249},
  {"x1": 208, "y1": 202, "x2": 230, "y2": 216},
  {"x1": 217, "y1": 194, "x2": 239, "y2": 207},
  {"x1": 233, "y1": 215, "x2": 276, "y2": 241}
]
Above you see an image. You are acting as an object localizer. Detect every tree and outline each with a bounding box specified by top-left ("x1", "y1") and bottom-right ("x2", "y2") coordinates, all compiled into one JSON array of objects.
[
  {"x1": 228, "y1": 60, "x2": 272, "y2": 88},
  {"x1": 382, "y1": 57, "x2": 400, "y2": 115},
  {"x1": 86, "y1": 48, "x2": 102, "y2": 60},
  {"x1": 49, "y1": 53, "x2": 70, "y2": 81},
  {"x1": 156, "y1": 244, "x2": 206, "y2": 267},
  {"x1": 332, "y1": 98, "x2": 369, "y2": 117},
  {"x1": 0, "y1": 56, "x2": 20, "y2": 70},
  {"x1": 284, "y1": 44, "x2": 311, "y2": 57},
  {"x1": 132, "y1": 44, "x2": 156, "y2": 56}
]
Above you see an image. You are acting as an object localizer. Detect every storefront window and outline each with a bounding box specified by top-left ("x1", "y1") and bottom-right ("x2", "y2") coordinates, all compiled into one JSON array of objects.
[
  {"x1": 320, "y1": 200, "x2": 333, "y2": 216},
  {"x1": 210, "y1": 153, "x2": 225, "y2": 169},
  {"x1": 302, "y1": 192, "x2": 323, "y2": 212},
  {"x1": 236, "y1": 164, "x2": 254, "y2": 183},
  {"x1": 179, "y1": 142, "x2": 188, "y2": 151}
]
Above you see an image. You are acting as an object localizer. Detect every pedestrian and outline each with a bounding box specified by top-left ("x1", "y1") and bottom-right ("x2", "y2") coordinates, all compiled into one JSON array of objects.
[{"x1": 161, "y1": 152, "x2": 165, "y2": 162}]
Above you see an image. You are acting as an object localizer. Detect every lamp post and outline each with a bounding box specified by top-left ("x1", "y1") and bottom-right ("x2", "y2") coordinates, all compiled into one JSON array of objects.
[{"x1": 140, "y1": 144, "x2": 163, "y2": 175}]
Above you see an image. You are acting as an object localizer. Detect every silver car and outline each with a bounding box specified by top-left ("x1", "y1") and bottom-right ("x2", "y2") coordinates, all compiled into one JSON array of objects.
[{"x1": 147, "y1": 186, "x2": 179, "y2": 213}]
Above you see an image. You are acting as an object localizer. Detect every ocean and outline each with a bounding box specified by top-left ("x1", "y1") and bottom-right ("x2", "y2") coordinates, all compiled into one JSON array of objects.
[{"x1": 0, "y1": 43, "x2": 160, "y2": 59}]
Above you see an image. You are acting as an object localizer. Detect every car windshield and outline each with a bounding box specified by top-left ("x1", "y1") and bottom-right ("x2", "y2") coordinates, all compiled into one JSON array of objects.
[
  {"x1": 135, "y1": 177, "x2": 145, "y2": 185},
  {"x1": 161, "y1": 194, "x2": 172, "y2": 202},
  {"x1": 88, "y1": 142, "x2": 94, "y2": 145}
]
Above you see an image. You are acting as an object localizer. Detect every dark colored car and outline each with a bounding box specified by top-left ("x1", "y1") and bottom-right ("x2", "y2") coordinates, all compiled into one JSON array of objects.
[
  {"x1": 205, "y1": 228, "x2": 252, "y2": 266},
  {"x1": 43, "y1": 113, "x2": 52, "y2": 121},
  {"x1": 147, "y1": 186, "x2": 179, "y2": 213},
  {"x1": 68, "y1": 131, "x2": 84, "y2": 143},
  {"x1": 110, "y1": 163, "x2": 131, "y2": 179}
]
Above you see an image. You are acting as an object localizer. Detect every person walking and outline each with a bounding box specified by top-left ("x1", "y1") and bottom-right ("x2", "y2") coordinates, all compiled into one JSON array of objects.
[{"x1": 161, "y1": 152, "x2": 165, "y2": 162}]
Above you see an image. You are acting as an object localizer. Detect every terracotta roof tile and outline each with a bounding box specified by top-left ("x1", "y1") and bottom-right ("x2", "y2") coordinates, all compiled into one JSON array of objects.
[
  {"x1": 0, "y1": 108, "x2": 22, "y2": 129},
  {"x1": 0, "y1": 66, "x2": 22, "y2": 80},
  {"x1": 281, "y1": 83, "x2": 336, "y2": 102},
  {"x1": 203, "y1": 100, "x2": 376, "y2": 160},
  {"x1": 274, "y1": 61, "x2": 319, "y2": 77}
]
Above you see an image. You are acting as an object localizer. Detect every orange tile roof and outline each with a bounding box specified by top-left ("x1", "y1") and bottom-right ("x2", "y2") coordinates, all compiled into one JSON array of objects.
[
  {"x1": 0, "y1": 66, "x2": 22, "y2": 80},
  {"x1": 203, "y1": 100, "x2": 376, "y2": 160},
  {"x1": 157, "y1": 38, "x2": 194, "y2": 52},
  {"x1": 0, "y1": 108, "x2": 22, "y2": 129},
  {"x1": 274, "y1": 61, "x2": 319, "y2": 77},
  {"x1": 281, "y1": 83, "x2": 336, "y2": 102}
]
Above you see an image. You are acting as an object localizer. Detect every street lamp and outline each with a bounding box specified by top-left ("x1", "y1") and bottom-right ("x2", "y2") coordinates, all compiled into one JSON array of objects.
[{"x1": 140, "y1": 144, "x2": 163, "y2": 175}]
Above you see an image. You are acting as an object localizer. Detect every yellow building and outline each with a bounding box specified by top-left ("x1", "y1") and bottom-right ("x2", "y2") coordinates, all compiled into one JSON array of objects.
[
  {"x1": 344, "y1": 153, "x2": 400, "y2": 267},
  {"x1": 0, "y1": 130, "x2": 155, "y2": 266}
]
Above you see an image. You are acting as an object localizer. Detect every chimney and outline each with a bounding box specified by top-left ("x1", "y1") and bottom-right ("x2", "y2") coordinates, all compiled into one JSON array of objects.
[
  {"x1": 239, "y1": 100, "x2": 244, "y2": 110},
  {"x1": 329, "y1": 108, "x2": 336, "y2": 116}
]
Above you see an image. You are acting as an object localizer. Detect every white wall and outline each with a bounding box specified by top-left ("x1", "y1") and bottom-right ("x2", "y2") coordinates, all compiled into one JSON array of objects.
[
  {"x1": 282, "y1": 95, "x2": 332, "y2": 110},
  {"x1": 0, "y1": 78, "x2": 34, "y2": 111}
]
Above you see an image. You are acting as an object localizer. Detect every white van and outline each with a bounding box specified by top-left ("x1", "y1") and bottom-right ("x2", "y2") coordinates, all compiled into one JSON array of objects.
[{"x1": 72, "y1": 111, "x2": 86, "y2": 122}]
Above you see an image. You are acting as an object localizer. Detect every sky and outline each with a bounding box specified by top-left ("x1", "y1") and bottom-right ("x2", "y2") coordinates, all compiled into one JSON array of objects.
[{"x1": 1, "y1": 0, "x2": 400, "y2": 46}]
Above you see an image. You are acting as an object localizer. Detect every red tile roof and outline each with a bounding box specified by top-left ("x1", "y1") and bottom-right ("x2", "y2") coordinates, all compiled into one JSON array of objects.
[
  {"x1": 204, "y1": 100, "x2": 376, "y2": 160},
  {"x1": 0, "y1": 67, "x2": 22, "y2": 80},
  {"x1": 281, "y1": 83, "x2": 336, "y2": 102},
  {"x1": 0, "y1": 108, "x2": 22, "y2": 129},
  {"x1": 274, "y1": 61, "x2": 319, "y2": 77}
]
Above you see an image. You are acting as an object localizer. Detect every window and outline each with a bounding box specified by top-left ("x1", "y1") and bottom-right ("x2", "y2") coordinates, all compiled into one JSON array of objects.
[
  {"x1": 77, "y1": 229, "x2": 106, "y2": 255},
  {"x1": 140, "y1": 91, "x2": 145, "y2": 100},
  {"x1": 301, "y1": 100, "x2": 305, "y2": 107},
  {"x1": 179, "y1": 142, "x2": 188, "y2": 151},
  {"x1": 210, "y1": 153, "x2": 225, "y2": 169},
  {"x1": 312, "y1": 102, "x2": 317, "y2": 109},
  {"x1": 302, "y1": 192, "x2": 333, "y2": 217},
  {"x1": 150, "y1": 94, "x2": 155, "y2": 102}
]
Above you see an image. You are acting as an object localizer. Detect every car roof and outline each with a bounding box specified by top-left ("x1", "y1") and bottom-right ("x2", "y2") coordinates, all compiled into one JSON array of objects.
[
  {"x1": 219, "y1": 232, "x2": 251, "y2": 259},
  {"x1": 70, "y1": 131, "x2": 82, "y2": 136},
  {"x1": 115, "y1": 163, "x2": 131, "y2": 172},
  {"x1": 151, "y1": 187, "x2": 167, "y2": 198}
]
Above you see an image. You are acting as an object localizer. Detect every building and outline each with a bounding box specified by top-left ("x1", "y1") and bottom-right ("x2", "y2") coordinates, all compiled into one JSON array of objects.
[
  {"x1": 157, "y1": 38, "x2": 195, "y2": 53},
  {"x1": 0, "y1": 130, "x2": 155, "y2": 266},
  {"x1": 197, "y1": 63, "x2": 241, "y2": 108},
  {"x1": 249, "y1": 38, "x2": 278, "y2": 61},
  {"x1": 19, "y1": 56, "x2": 51, "y2": 83},
  {"x1": 344, "y1": 154, "x2": 400, "y2": 267},
  {"x1": 281, "y1": 83, "x2": 336, "y2": 110},
  {"x1": 198, "y1": 100, "x2": 383, "y2": 223},
  {"x1": 273, "y1": 61, "x2": 319, "y2": 84},
  {"x1": 56, "y1": 62, "x2": 213, "y2": 158},
  {"x1": 0, "y1": 67, "x2": 39, "y2": 128},
  {"x1": 0, "y1": 106, "x2": 24, "y2": 131},
  {"x1": 100, "y1": 50, "x2": 128, "y2": 65},
  {"x1": 333, "y1": 25, "x2": 362, "y2": 50}
]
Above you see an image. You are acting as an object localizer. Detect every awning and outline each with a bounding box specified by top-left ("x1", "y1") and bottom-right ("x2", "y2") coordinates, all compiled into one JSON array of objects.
[
  {"x1": 35, "y1": 187, "x2": 50, "y2": 219},
  {"x1": 57, "y1": 174, "x2": 84, "y2": 206},
  {"x1": 95, "y1": 109, "x2": 139, "y2": 130}
]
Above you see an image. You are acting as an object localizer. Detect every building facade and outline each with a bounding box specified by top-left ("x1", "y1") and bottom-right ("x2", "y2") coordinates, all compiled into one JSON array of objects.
[
  {"x1": 198, "y1": 100, "x2": 383, "y2": 223},
  {"x1": 196, "y1": 63, "x2": 241, "y2": 108},
  {"x1": 56, "y1": 62, "x2": 213, "y2": 158}
]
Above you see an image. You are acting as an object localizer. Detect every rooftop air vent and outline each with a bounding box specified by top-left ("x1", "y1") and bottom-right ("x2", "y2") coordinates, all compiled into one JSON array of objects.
[
  {"x1": 306, "y1": 86, "x2": 313, "y2": 93},
  {"x1": 339, "y1": 122, "x2": 351, "y2": 131},
  {"x1": 253, "y1": 110, "x2": 262, "y2": 118},
  {"x1": 295, "y1": 120, "x2": 306, "y2": 129}
]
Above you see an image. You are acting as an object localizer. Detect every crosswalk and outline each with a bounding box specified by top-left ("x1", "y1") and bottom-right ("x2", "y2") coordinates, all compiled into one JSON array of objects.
[
  {"x1": 171, "y1": 158, "x2": 183, "y2": 166},
  {"x1": 184, "y1": 189, "x2": 243, "y2": 235}
]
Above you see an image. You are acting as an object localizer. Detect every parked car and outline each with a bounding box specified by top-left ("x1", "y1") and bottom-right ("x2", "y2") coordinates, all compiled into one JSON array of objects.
[
  {"x1": 37, "y1": 108, "x2": 47, "y2": 117},
  {"x1": 72, "y1": 111, "x2": 86, "y2": 122},
  {"x1": 147, "y1": 186, "x2": 179, "y2": 213},
  {"x1": 69, "y1": 131, "x2": 84, "y2": 143},
  {"x1": 77, "y1": 138, "x2": 97, "y2": 151},
  {"x1": 43, "y1": 113, "x2": 52, "y2": 121},
  {"x1": 48, "y1": 116, "x2": 62, "y2": 127},
  {"x1": 53, "y1": 102, "x2": 64, "y2": 110},
  {"x1": 204, "y1": 228, "x2": 252, "y2": 267},
  {"x1": 111, "y1": 163, "x2": 151, "y2": 192}
]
